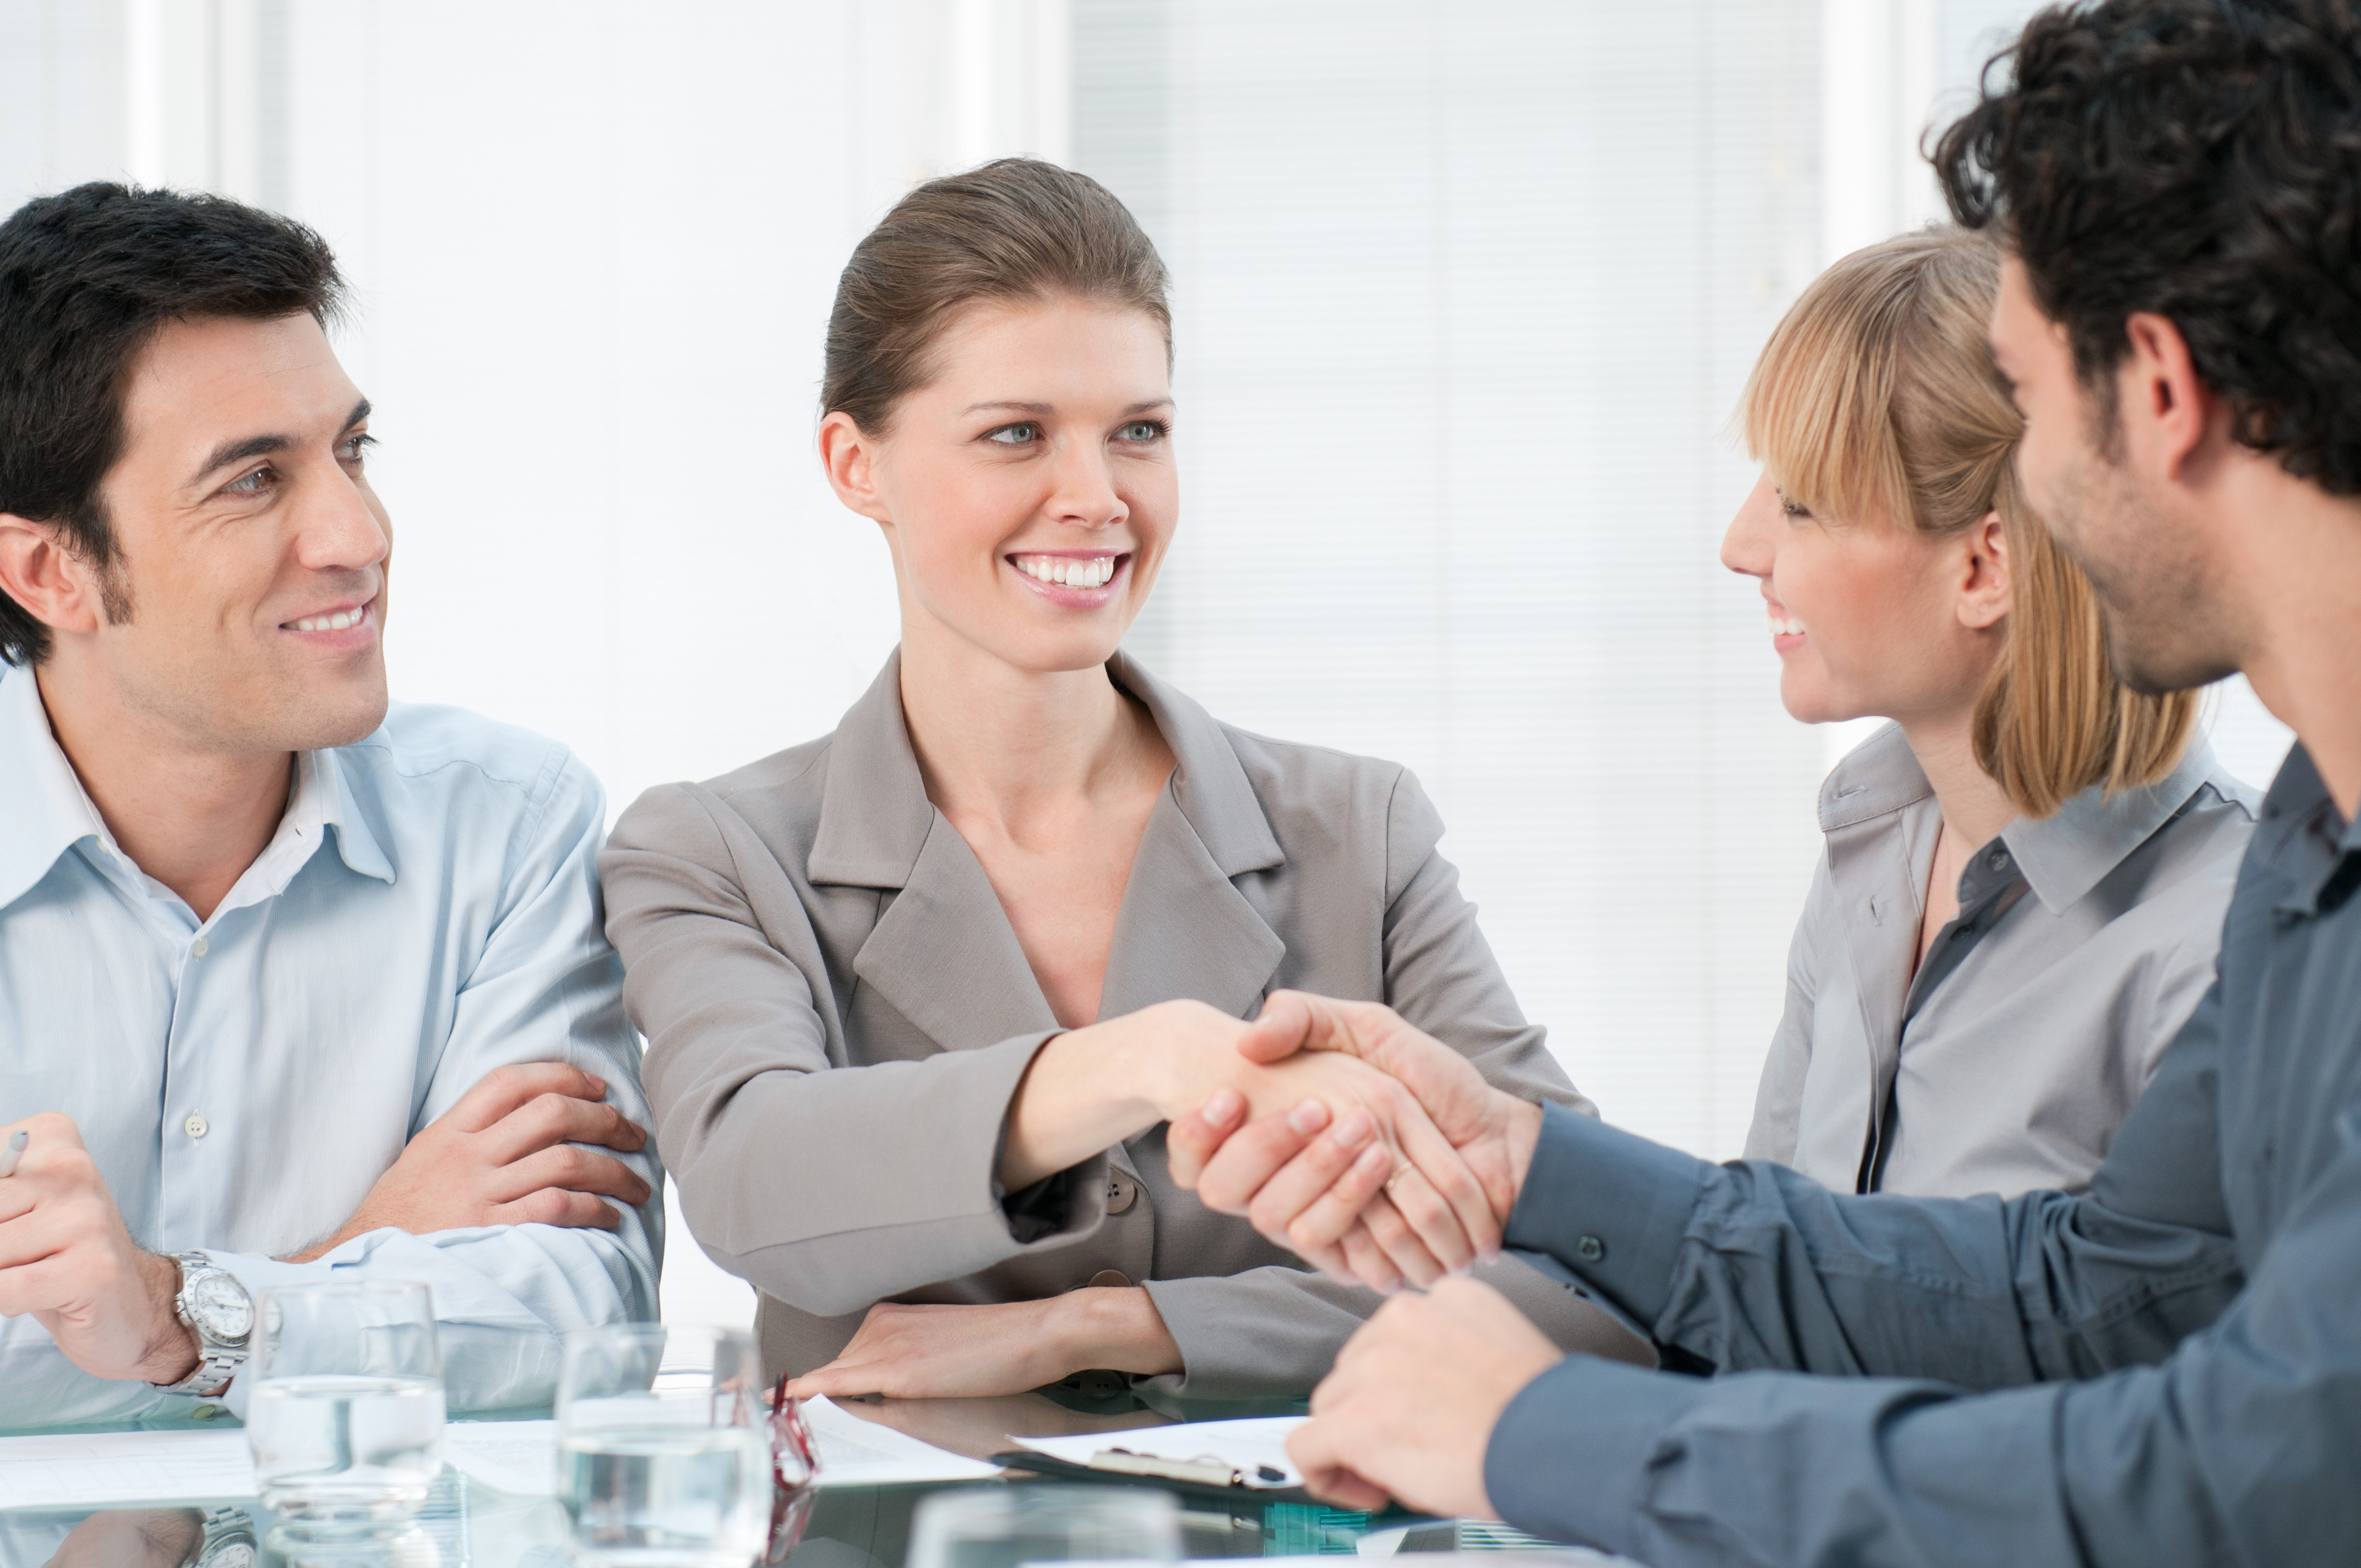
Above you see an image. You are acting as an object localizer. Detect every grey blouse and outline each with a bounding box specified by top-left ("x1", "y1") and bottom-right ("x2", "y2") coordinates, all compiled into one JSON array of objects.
[{"x1": 1744, "y1": 722, "x2": 2258, "y2": 1199}]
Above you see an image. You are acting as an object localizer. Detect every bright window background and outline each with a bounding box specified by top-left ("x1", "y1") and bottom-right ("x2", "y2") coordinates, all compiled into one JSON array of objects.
[{"x1": 3, "y1": 1, "x2": 2293, "y2": 1331}]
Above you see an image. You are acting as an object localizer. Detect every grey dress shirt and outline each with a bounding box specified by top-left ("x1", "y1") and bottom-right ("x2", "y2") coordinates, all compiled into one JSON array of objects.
[
  {"x1": 1745, "y1": 725, "x2": 2256, "y2": 1197},
  {"x1": 600, "y1": 650, "x2": 1638, "y2": 1397},
  {"x1": 1483, "y1": 741, "x2": 2361, "y2": 1566}
]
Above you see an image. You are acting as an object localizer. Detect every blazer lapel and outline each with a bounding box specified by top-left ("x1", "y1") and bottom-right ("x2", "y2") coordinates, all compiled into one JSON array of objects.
[
  {"x1": 817, "y1": 646, "x2": 1288, "y2": 1048},
  {"x1": 852, "y1": 814, "x2": 1061, "y2": 1051},
  {"x1": 807, "y1": 651, "x2": 1058, "y2": 1051},
  {"x1": 1098, "y1": 789, "x2": 1287, "y2": 1021},
  {"x1": 1097, "y1": 652, "x2": 1286, "y2": 1021}
]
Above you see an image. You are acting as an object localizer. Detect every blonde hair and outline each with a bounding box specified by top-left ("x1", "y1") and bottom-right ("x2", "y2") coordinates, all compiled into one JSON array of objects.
[{"x1": 1738, "y1": 226, "x2": 2196, "y2": 818}]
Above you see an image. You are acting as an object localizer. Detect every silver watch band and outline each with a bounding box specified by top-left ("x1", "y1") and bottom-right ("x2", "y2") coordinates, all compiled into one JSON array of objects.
[{"x1": 154, "y1": 1251, "x2": 250, "y2": 1398}]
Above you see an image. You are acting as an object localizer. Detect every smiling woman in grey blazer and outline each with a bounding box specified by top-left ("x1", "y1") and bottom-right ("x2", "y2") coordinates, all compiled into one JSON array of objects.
[{"x1": 597, "y1": 160, "x2": 1629, "y2": 1399}]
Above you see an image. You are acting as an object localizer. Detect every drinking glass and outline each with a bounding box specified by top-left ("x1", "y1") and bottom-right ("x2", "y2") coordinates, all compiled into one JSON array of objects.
[
  {"x1": 246, "y1": 1281, "x2": 445, "y2": 1536},
  {"x1": 907, "y1": 1485, "x2": 1182, "y2": 1568},
  {"x1": 558, "y1": 1324, "x2": 771, "y2": 1568}
]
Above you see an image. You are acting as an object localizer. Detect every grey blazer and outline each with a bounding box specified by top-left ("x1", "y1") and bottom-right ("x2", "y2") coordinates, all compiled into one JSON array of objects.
[{"x1": 601, "y1": 650, "x2": 1635, "y2": 1396}]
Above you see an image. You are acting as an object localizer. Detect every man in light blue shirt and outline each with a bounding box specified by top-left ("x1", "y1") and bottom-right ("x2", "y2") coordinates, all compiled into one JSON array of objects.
[{"x1": 0, "y1": 184, "x2": 659, "y2": 1427}]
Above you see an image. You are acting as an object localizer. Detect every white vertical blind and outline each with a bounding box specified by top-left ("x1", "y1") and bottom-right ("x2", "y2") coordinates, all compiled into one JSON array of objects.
[{"x1": 1074, "y1": 1, "x2": 1830, "y2": 1158}]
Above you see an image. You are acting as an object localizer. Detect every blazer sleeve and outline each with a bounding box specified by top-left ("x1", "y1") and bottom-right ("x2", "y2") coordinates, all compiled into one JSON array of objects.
[
  {"x1": 599, "y1": 782, "x2": 1111, "y2": 1319},
  {"x1": 1743, "y1": 853, "x2": 1832, "y2": 1165}
]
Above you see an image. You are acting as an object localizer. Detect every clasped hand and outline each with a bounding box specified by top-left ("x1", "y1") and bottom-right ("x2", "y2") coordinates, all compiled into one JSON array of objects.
[
  {"x1": 1162, "y1": 991, "x2": 1543, "y2": 1294},
  {"x1": 1160, "y1": 993, "x2": 1561, "y2": 1519}
]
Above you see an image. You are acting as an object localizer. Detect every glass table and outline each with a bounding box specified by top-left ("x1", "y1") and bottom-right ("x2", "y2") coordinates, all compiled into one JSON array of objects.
[{"x1": 0, "y1": 1385, "x2": 1633, "y2": 1568}]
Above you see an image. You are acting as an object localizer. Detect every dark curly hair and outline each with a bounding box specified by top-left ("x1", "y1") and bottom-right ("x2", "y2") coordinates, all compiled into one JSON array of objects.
[
  {"x1": 0, "y1": 184, "x2": 344, "y2": 665},
  {"x1": 1934, "y1": 0, "x2": 2361, "y2": 493}
]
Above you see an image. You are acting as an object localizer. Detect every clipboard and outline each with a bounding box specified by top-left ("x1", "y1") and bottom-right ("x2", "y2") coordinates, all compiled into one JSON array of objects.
[{"x1": 989, "y1": 1444, "x2": 1317, "y2": 1505}]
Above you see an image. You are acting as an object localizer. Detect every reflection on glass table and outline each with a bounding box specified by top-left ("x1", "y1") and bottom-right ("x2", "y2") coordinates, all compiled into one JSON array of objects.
[{"x1": 0, "y1": 1384, "x2": 1639, "y2": 1568}]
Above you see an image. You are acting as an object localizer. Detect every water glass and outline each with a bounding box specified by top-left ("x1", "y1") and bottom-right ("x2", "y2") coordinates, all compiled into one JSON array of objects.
[
  {"x1": 907, "y1": 1485, "x2": 1181, "y2": 1568},
  {"x1": 558, "y1": 1324, "x2": 771, "y2": 1568},
  {"x1": 246, "y1": 1281, "x2": 445, "y2": 1536}
]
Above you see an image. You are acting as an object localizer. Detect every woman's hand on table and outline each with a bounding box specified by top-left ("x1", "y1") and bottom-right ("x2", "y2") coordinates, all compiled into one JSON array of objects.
[
  {"x1": 782, "y1": 1287, "x2": 1182, "y2": 1400},
  {"x1": 1164, "y1": 992, "x2": 1546, "y2": 1294}
]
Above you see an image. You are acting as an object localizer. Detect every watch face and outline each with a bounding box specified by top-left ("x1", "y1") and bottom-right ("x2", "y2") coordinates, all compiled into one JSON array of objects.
[{"x1": 189, "y1": 1272, "x2": 254, "y2": 1341}]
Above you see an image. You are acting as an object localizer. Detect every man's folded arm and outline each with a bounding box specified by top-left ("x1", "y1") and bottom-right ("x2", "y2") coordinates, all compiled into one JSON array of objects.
[{"x1": 223, "y1": 752, "x2": 667, "y2": 1416}]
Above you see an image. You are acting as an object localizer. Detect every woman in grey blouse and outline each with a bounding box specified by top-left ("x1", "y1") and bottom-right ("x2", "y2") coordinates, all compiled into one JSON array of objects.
[
  {"x1": 1723, "y1": 228, "x2": 2256, "y2": 1199},
  {"x1": 599, "y1": 161, "x2": 1630, "y2": 1400}
]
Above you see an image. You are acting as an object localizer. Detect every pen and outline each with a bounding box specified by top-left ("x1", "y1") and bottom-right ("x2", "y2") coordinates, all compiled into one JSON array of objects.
[{"x1": 0, "y1": 1130, "x2": 25, "y2": 1179}]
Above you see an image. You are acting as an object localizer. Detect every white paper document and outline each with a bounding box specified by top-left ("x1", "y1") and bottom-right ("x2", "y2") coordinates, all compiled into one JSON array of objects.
[
  {"x1": 801, "y1": 1397, "x2": 1005, "y2": 1487},
  {"x1": 445, "y1": 1399, "x2": 999, "y2": 1495},
  {"x1": 0, "y1": 1429, "x2": 255, "y2": 1510},
  {"x1": 440, "y1": 1419, "x2": 561, "y2": 1496},
  {"x1": 1007, "y1": 1415, "x2": 1307, "y2": 1490}
]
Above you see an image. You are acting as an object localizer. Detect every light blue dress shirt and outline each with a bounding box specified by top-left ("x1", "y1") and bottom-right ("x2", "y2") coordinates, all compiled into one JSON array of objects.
[{"x1": 0, "y1": 661, "x2": 660, "y2": 1429}]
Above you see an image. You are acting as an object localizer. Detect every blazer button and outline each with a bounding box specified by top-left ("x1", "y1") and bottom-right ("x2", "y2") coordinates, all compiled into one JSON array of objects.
[
  {"x1": 1088, "y1": 1269, "x2": 1131, "y2": 1289},
  {"x1": 1106, "y1": 1172, "x2": 1139, "y2": 1215}
]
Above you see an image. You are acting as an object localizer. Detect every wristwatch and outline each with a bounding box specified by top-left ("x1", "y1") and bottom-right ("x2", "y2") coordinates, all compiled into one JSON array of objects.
[
  {"x1": 153, "y1": 1252, "x2": 254, "y2": 1397},
  {"x1": 194, "y1": 1506, "x2": 259, "y2": 1568}
]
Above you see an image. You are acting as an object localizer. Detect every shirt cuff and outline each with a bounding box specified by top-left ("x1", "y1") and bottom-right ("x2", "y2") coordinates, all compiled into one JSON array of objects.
[
  {"x1": 1503, "y1": 1102, "x2": 1713, "y2": 1332},
  {"x1": 1484, "y1": 1353, "x2": 1714, "y2": 1556},
  {"x1": 186, "y1": 1249, "x2": 345, "y2": 1419}
]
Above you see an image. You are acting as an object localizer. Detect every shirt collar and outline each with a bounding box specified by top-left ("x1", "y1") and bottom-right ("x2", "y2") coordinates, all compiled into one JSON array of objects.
[
  {"x1": 2002, "y1": 741, "x2": 2235, "y2": 916},
  {"x1": 0, "y1": 660, "x2": 110, "y2": 911},
  {"x1": 1816, "y1": 722, "x2": 1935, "y2": 832},
  {"x1": 0, "y1": 660, "x2": 394, "y2": 914},
  {"x1": 1818, "y1": 718, "x2": 2241, "y2": 916},
  {"x1": 807, "y1": 646, "x2": 1283, "y2": 888},
  {"x1": 2254, "y1": 742, "x2": 2361, "y2": 918},
  {"x1": 309, "y1": 743, "x2": 395, "y2": 885}
]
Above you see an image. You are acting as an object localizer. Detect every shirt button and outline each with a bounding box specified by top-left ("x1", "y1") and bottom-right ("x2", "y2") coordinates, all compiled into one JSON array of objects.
[
  {"x1": 190, "y1": 935, "x2": 209, "y2": 958},
  {"x1": 183, "y1": 1113, "x2": 209, "y2": 1140},
  {"x1": 1985, "y1": 849, "x2": 2009, "y2": 872},
  {"x1": 1575, "y1": 1235, "x2": 1607, "y2": 1264}
]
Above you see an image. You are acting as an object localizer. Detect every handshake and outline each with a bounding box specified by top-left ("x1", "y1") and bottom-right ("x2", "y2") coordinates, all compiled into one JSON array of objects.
[
  {"x1": 1151, "y1": 991, "x2": 1546, "y2": 1292},
  {"x1": 1134, "y1": 990, "x2": 1569, "y2": 1518}
]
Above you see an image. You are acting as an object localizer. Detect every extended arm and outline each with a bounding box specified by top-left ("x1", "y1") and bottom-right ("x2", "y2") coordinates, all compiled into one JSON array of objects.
[
  {"x1": 1472, "y1": 1061, "x2": 2315, "y2": 1565},
  {"x1": 603, "y1": 783, "x2": 1489, "y2": 1330}
]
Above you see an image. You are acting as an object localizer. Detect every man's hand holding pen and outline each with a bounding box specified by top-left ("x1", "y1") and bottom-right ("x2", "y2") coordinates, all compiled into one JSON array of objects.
[{"x1": 0, "y1": 1112, "x2": 200, "y2": 1387}]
